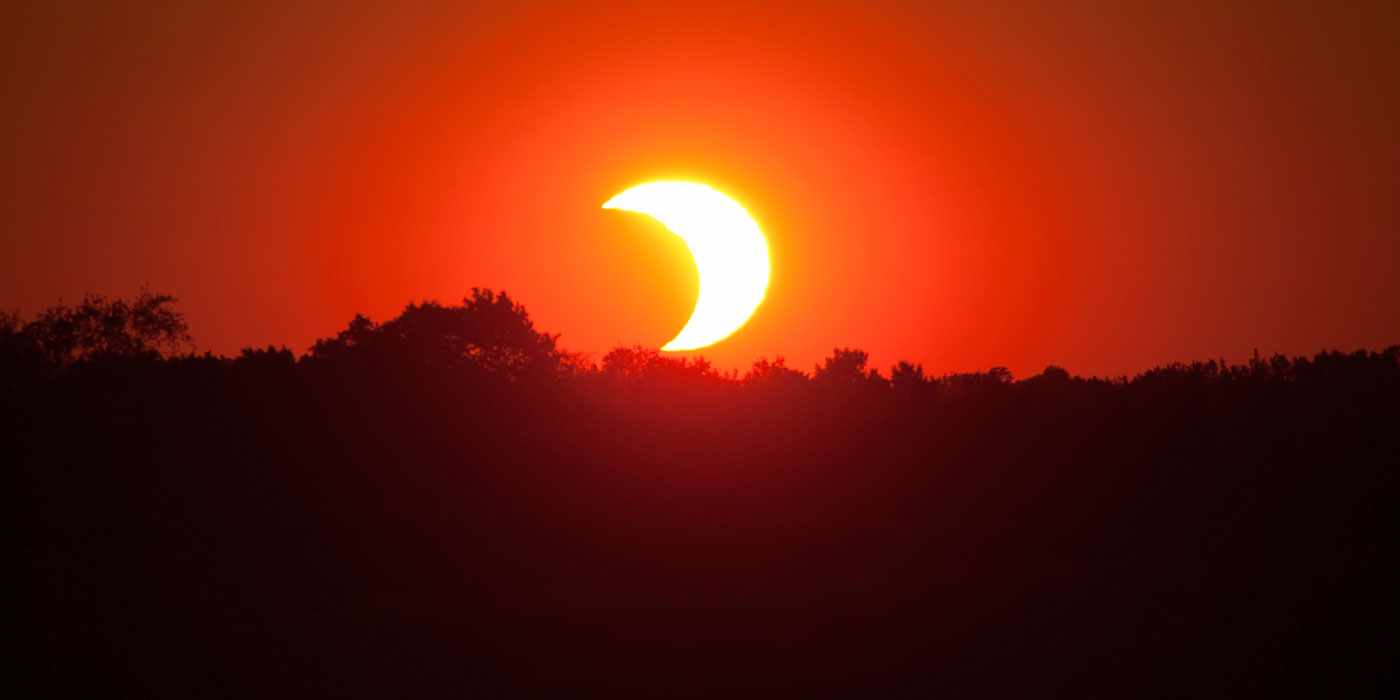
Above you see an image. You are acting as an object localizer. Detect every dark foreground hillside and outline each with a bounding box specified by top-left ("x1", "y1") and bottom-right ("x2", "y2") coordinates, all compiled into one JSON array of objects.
[{"x1": 6, "y1": 293, "x2": 1399, "y2": 698}]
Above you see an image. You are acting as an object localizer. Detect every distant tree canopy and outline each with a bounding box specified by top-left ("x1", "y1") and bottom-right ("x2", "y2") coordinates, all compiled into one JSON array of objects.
[
  {"x1": 307, "y1": 288, "x2": 563, "y2": 382},
  {"x1": 4, "y1": 289, "x2": 1398, "y2": 399},
  {"x1": 0, "y1": 291, "x2": 191, "y2": 370},
  {"x1": 743, "y1": 356, "x2": 808, "y2": 389},
  {"x1": 601, "y1": 345, "x2": 729, "y2": 384},
  {"x1": 812, "y1": 348, "x2": 887, "y2": 393}
]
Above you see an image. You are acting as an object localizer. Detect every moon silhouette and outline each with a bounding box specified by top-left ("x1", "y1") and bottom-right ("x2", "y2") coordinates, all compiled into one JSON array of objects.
[{"x1": 603, "y1": 182, "x2": 770, "y2": 351}]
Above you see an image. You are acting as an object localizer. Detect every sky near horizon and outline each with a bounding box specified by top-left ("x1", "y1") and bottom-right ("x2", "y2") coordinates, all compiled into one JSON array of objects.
[{"x1": 4, "y1": 1, "x2": 1398, "y2": 377}]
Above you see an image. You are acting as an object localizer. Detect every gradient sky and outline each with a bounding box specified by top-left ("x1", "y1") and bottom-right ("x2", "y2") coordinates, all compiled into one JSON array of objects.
[{"x1": 4, "y1": 1, "x2": 1398, "y2": 377}]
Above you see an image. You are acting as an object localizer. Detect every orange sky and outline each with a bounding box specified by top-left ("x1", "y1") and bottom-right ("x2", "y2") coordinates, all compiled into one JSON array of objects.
[{"x1": 5, "y1": 1, "x2": 1398, "y2": 377}]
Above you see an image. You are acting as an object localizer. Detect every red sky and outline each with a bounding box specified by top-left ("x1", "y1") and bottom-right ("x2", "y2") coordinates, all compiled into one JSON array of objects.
[{"x1": 4, "y1": 1, "x2": 1398, "y2": 377}]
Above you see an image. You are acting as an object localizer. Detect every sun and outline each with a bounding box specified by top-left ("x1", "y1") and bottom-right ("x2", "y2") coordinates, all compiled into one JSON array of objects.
[{"x1": 602, "y1": 182, "x2": 770, "y2": 351}]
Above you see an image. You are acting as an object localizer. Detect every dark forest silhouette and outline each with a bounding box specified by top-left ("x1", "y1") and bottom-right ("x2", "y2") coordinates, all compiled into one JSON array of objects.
[{"x1": 6, "y1": 291, "x2": 1398, "y2": 698}]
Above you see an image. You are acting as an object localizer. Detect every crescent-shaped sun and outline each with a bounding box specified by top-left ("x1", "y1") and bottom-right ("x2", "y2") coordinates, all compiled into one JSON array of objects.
[{"x1": 603, "y1": 182, "x2": 770, "y2": 351}]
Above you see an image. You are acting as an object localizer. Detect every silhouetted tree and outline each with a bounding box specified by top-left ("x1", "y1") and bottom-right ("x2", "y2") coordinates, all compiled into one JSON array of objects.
[
  {"x1": 238, "y1": 345, "x2": 296, "y2": 363},
  {"x1": 0, "y1": 309, "x2": 41, "y2": 385},
  {"x1": 235, "y1": 345, "x2": 297, "y2": 372},
  {"x1": 744, "y1": 356, "x2": 809, "y2": 389},
  {"x1": 307, "y1": 288, "x2": 562, "y2": 382},
  {"x1": 5, "y1": 291, "x2": 191, "y2": 369},
  {"x1": 0, "y1": 309, "x2": 20, "y2": 337},
  {"x1": 601, "y1": 345, "x2": 727, "y2": 384},
  {"x1": 813, "y1": 347, "x2": 887, "y2": 394},
  {"x1": 890, "y1": 360, "x2": 937, "y2": 402},
  {"x1": 934, "y1": 366, "x2": 1017, "y2": 402},
  {"x1": 309, "y1": 313, "x2": 378, "y2": 359}
]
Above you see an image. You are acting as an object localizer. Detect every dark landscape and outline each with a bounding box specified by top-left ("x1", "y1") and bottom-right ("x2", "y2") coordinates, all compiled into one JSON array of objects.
[{"x1": 7, "y1": 291, "x2": 1396, "y2": 697}]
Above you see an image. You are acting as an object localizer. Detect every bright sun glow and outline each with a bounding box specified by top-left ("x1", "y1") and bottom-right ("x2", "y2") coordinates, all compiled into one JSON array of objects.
[{"x1": 603, "y1": 182, "x2": 770, "y2": 351}]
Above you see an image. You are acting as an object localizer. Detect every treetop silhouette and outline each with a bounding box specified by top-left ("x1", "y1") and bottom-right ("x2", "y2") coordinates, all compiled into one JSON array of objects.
[
  {"x1": 307, "y1": 288, "x2": 563, "y2": 382},
  {"x1": 1, "y1": 290, "x2": 190, "y2": 372}
]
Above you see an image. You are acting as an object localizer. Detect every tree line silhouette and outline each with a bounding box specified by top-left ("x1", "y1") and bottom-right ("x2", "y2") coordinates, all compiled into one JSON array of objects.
[{"x1": 7, "y1": 290, "x2": 1398, "y2": 698}]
